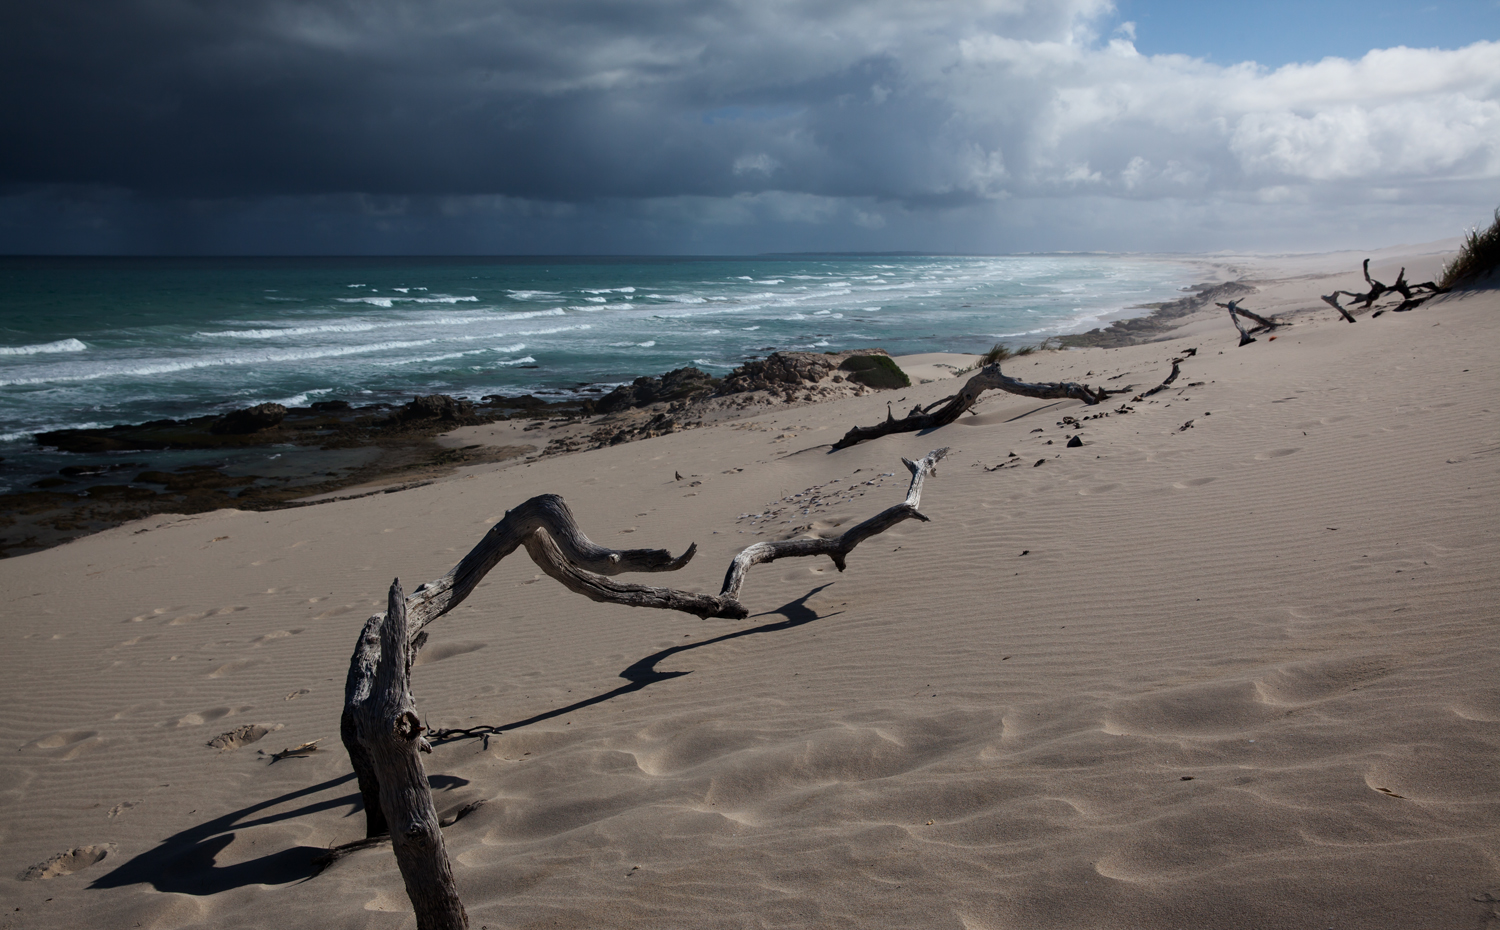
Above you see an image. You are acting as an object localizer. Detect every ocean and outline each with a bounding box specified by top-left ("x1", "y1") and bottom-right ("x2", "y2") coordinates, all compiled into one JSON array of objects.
[{"x1": 0, "y1": 255, "x2": 1200, "y2": 493}]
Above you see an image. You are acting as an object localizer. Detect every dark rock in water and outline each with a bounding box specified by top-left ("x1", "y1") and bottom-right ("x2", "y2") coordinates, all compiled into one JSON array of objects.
[
  {"x1": 32, "y1": 477, "x2": 69, "y2": 489},
  {"x1": 311, "y1": 400, "x2": 351, "y2": 413},
  {"x1": 59, "y1": 464, "x2": 109, "y2": 478},
  {"x1": 84, "y1": 484, "x2": 158, "y2": 500},
  {"x1": 596, "y1": 368, "x2": 719, "y2": 414},
  {"x1": 393, "y1": 394, "x2": 475, "y2": 423},
  {"x1": 1066, "y1": 435, "x2": 1083, "y2": 448},
  {"x1": 135, "y1": 469, "x2": 252, "y2": 492},
  {"x1": 210, "y1": 403, "x2": 287, "y2": 435}
]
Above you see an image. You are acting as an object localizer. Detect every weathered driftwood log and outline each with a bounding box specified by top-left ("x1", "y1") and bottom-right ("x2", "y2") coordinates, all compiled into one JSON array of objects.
[
  {"x1": 1134, "y1": 356, "x2": 1184, "y2": 400},
  {"x1": 350, "y1": 579, "x2": 468, "y2": 930},
  {"x1": 1386, "y1": 267, "x2": 1448, "y2": 312},
  {"x1": 831, "y1": 363, "x2": 1111, "y2": 450},
  {"x1": 342, "y1": 450, "x2": 948, "y2": 841},
  {"x1": 341, "y1": 494, "x2": 698, "y2": 838},
  {"x1": 1216, "y1": 299, "x2": 1277, "y2": 346},
  {"x1": 1321, "y1": 293, "x2": 1358, "y2": 323},
  {"x1": 1322, "y1": 259, "x2": 1448, "y2": 319}
]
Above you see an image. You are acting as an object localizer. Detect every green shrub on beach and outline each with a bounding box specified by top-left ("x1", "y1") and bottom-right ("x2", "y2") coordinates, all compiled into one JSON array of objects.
[
  {"x1": 1441, "y1": 207, "x2": 1500, "y2": 289},
  {"x1": 980, "y1": 340, "x2": 1049, "y2": 367},
  {"x1": 839, "y1": 354, "x2": 910, "y2": 389}
]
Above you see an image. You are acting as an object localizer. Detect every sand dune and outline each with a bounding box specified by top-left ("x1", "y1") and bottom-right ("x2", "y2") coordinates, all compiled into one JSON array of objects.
[{"x1": 3, "y1": 243, "x2": 1498, "y2": 929}]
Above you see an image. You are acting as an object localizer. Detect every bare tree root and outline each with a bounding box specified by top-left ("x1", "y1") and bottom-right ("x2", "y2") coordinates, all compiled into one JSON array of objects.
[{"x1": 831, "y1": 363, "x2": 1112, "y2": 450}]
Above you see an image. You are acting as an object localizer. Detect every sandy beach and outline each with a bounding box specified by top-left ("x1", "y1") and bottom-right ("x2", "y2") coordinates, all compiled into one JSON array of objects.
[{"x1": 3, "y1": 241, "x2": 1498, "y2": 929}]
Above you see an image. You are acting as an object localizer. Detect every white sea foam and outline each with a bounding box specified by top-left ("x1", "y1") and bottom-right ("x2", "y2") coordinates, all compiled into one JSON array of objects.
[
  {"x1": 0, "y1": 338, "x2": 88, "y2": 356},
  {"x1": 337, "y1": 294, "x2": 478, "y2": 307},
  {"x1": 198, "y1": 308, "x2": 564, "y2": 340},
  {"x1": 0, "y1": 339, "x2": 445, "y2": 386},
  {"x1": 507, "y1": 290, "x2": 561, "y2": 300},
  {"x1": 269, "y1": 388, "x2": 334, "y2": 407},
  {"x1": 496, "y1": 356, "x2": 537, "y2": 366},
  {"x1": 4, "y1": 420, "x2": 111, "y2": 443},
  {"x1": 377, "y1": 349, "x2": 493, "y2": 367},
  {"x1": 582, "y1": 286, "x2": 635, "y2": 294}
]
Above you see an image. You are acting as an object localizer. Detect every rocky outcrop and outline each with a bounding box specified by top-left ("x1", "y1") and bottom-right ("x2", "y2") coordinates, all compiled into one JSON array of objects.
[
  {"x1": 391, "y1": 394, "x2": 476, "y2": 423},
  {"x1": 209, "y1": 402, "x2": 287, "y2": 435},
  {"x1": 595, "y1": 367, "x2": 720, "y2": 414},
  {"x1": 715, "y1": 349, "x2": 895, "y2": 396}
]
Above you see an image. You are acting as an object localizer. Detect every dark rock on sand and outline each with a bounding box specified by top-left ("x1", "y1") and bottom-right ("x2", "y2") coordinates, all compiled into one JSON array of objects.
[
  {"x1": 392, "y1": 394, "x2": 477, "y2": 423},
  {"x1": 596, "y1": 368, "x2": 720, "y2": 414}
]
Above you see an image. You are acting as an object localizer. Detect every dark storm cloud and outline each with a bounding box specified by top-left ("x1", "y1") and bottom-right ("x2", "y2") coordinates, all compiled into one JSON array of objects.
[
  {"x1": 1, "y1": 1, "x2": 1497, "y2": 253},
  {"x1": 0, "y1": 0, "x2": 1087, "y2": 204}
]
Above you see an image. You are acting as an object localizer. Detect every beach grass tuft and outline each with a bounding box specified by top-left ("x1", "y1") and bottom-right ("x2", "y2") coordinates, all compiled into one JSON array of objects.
[{"x1": 1441, "y1": 207, "x2": 1500, "y2": 289}]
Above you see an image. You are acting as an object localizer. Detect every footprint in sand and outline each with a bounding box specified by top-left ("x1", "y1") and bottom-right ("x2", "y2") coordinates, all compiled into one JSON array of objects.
[
  {"x1": 26, "y1": 730, "x2": 97, "y2": 750},
  {"x1": 315, "y1": 604, "x2": 357, "y2": 620},
  {"x1": 252, "y1": 629, "x2": 304, "y2": 645},
  {"x1": 128, "y1": 606, "x2": 182, "y2": 623},
  {"x1": 1171, "y1": 477, "x2": 1217, "y2": 489},
  {"x1": 1254, "y1": 447, "x2": 1301, "y2": 461},
  {"x1": 413, "y1": 641, "x2": 487, "y2": 666},
  {"x1": 207, "y1": 658, "x2": 262, "y2": 679},
  {"x1": 1077, "y1": 483, "x2": 1120, "y2": 496},
  {"x1": 172, "y1": 705, "x2": 236, "y2": 727},
  {"x1": 168, "y1": 605, "x2": 249, "y2": 626},
  {"x1": 207, "y1": 722, "x2": 284, "y2": 751},
  {"x1": 18, "y1": 845, "x2": 115, "y2": 881}
]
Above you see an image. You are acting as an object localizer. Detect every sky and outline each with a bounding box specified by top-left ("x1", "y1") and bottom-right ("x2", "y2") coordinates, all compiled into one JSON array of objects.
[{"x1": 1, "y1": 0, "x2": 1497, "y2": 255}]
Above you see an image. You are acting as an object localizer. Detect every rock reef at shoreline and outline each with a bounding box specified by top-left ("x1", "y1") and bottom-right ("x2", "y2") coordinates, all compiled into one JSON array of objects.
[{"x1": 2, "y1": 349, "x2": 910, "y2": 558}]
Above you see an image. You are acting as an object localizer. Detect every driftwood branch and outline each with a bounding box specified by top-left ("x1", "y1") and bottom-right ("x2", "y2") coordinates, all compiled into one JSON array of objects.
[
  {"x1": 1322, "y1": 259, "x2": 1449, "y2": 320},
  {"x1": 350, "y1": 579, "x2": 468, "y2": 930},
  {"x1": 339, "y1": 452, "x2": 947, "y2": 923},
  {"x1": 831, "y1": 363, "x2": 1111, "y2": 450},
  {"x1": 340, "y1": 494, "x2": 697, "y2": 839},
  {"x1": 1216, "y1": 299, "x2": 1278, "y2": 346},
  {"x1": 1321, "y1": 293, "x2": 1357, "y2": 323},
  {"x1": 343, "y1": 451, "x2": 947, "y2": 842}
]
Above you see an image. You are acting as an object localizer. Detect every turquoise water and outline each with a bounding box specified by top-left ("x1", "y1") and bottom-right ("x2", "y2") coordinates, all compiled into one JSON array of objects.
[{"x1": 0, "y1": 254, "x2": 1199, "y2": 491}]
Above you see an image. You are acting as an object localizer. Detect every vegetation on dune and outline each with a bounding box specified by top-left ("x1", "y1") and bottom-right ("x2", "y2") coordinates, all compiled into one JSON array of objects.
[
  {"x1": 1441, "y1": 207, "x2": 1500, "y2": 289},
  {"x1": 979, "y1": 338, "x2": 1057, "y2": 367},
  {"x1": 839, "y1": 353, "x2": 911, "y2": 389}
]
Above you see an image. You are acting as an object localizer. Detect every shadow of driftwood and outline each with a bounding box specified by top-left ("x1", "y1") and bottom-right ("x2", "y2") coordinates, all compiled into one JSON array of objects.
[
  {"x1": 90, "y1": 588, "x2": 833, "y2": 894},
  {"x1": 431, "y1": 585, "x2": 834, "y2": 746},
  {"x1": 89, "y1": 772, "x2": 469, "y2": 894}
]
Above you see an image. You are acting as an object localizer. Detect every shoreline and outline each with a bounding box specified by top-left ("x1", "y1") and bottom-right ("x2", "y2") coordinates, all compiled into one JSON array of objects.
[{"x1": 0, "y1": 244, "x2": 1442, "y2": 558}]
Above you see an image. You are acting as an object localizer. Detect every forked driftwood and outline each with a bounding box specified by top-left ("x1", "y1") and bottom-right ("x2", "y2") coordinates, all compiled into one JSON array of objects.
[
  {"x1": 339, "y1": 451, "x2": 948, "y2": 925},
  {"x1": 1323, "y1": 259, "x2": 1448, "y2": 318},
  {"x1": 1216, "y1": 299, "x2": 1278, "y2": 346},
  {"x1": 831, "y1": 363, "x2": 1112, "y2": 450},
  {"x1": 349, "y1": 580, "x2": 468, "y2": 930}
]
